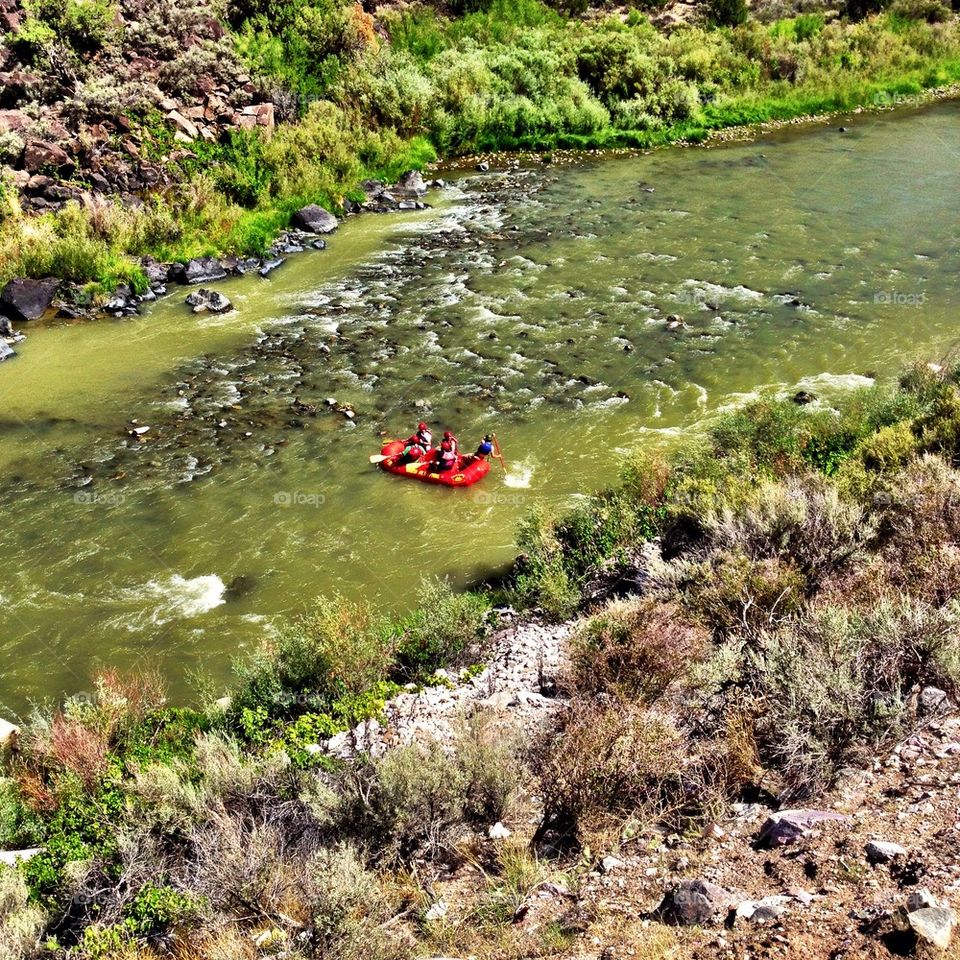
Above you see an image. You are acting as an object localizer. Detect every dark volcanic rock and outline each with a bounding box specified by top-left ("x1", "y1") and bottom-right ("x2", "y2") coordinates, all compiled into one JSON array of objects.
[
  {"x1": 0, "y1": 277, "x2": 59, "y2": 322},
  {"x1": 185, "y1": 288, "x2": 233, "y2": 314},
  {"x1": 660, "y1": 879, "x2": 737, "y2": 926},
  {"x1": 291, "y1": 204, "x2": 339, "y2": 235},
  {"x1": 172, "y1": 257, "x2": 228, "y2": 285}
]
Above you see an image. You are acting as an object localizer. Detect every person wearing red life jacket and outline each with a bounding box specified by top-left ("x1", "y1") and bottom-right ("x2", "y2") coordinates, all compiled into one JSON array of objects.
[
  {"x1": 407, "y1": 421, "x2": 432, "y2": 449},
  {"x1": 400, "y1": 437, "x2": 427, "y2": 464},
  {"x1": 436, "y1": 430, "x2": 459, "y2": 471}
]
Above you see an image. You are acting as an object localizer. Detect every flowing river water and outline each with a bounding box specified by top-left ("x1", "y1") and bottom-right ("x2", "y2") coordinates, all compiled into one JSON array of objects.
[{"x1": 1, "y1": 102, "x2": 959, "y2": 714}]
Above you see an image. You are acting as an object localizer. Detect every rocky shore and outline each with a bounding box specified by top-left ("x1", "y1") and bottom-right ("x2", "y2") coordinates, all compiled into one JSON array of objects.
[
  {"x1": 316, "y1": 605, "x2": 960, "y2": 960},
  {"x1": 0, "y1": 169, "x2": 438, "y2": 353}
]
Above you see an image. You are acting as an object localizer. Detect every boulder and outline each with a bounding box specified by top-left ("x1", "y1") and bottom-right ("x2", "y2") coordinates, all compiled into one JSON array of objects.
[
  {"x1": 735, "y1": 895, "x2": 792, "y2": 923},
  {"x1": 865, "y1": 840, "x2": 907, "y2": 863},
  {"x1": 757, "y1": 809, "x2": 849, "y2": 847},
  {"x1": 919, "y1": 686, "x2": 951, "y2": 716},
  {"x1": 166, "y1": 109, "x2": 199, "y2": 140},
  {"x1": 291, "y1": 204, "x2": 339, "y2": 235},
  {"x1": 793, "y1": 390, "x2": 816, "y2": 405},
  {"x1": 0, "y1": 718, "x2": 19, "y2": 749},
  {"x1": 23, "y1": 140, "x2": 71, "y2": 173},
  {"x1": 172, "y1": 257, "x2": 228, "y2": 285},
  {"x1": 185, "y1": 288, "x2": 233, "y2": 314},
  {"x1": 0, "y1": 108, "x2": 32, "y2": 134},
  {"x1": 661, "y1": 879, "x2": 737, "y2": 926},
  {"x1": 393, "y1": 169, "x2": 428, "y2": 198},
  {"x1": 140, "y1": 258, "x2": 170, "y2": 285},
  {"x1": 0, "y1": 277, "x2": 59, "y2": 322},
  {"x1": 908, "y1": 907, "x2": 956, "y2": 949},
  {"x1": 0, "y1": 340, "x2": 13, "y2": 361}
]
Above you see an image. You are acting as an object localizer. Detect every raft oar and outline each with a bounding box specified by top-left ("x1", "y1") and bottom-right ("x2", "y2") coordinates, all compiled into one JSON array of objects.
[{"x1": 491, "y1": 433, "x2": 507, "y2": 471}]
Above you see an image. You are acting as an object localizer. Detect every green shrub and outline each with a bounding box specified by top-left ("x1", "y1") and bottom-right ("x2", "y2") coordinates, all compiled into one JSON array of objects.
[
  {"x1": 233, "y1": 594, "x2": 393, "y2": 720},
  {"x1": 394, "y1": 578, "x2": 491, "y2": 680},
  {"x1": 122, "y1": 883, "x2": 200, "y2": 937},
  {"x1": 753, "y1": 600, "x2": 960, "y2": 798},
  {"x1": 887, "y1": 0, "x2": 952, "y2": 20}
]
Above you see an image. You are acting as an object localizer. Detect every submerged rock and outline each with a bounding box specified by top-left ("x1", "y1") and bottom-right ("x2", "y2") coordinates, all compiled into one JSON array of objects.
[{"x1": 292, "y1": 204, "x2": 339, "y2": 235}]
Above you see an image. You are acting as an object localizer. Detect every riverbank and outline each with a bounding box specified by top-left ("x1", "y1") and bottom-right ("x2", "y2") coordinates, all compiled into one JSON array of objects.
[
  {"x1": 1, "y1": 0, "x2": 960, "y2": 309},
  {"x1": 3, "y1": 361, "x2": 960, "y2": 957}
]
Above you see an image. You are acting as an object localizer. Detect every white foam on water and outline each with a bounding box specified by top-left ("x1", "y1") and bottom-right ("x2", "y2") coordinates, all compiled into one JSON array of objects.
[
  {"x1": 504, "y1": 463, "x2": 534, "y2": 489},
  {"x1": 134, "y1": 574, "x2": 227, "y2": 624}
]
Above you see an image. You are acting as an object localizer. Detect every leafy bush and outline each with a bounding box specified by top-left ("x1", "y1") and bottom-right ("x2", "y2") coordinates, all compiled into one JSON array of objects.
[
  {"x1": 394, "y1": 578, "x2": 491, "y2": 680},
  {"x1": 569, "y1": 598, "x2": 710, "y2": 701},
  {"x1": 752, "y1": 600, "x2": 960, "y2": 798},
  {"x1": 233, "y1": 594, "x2": 393, "y2": 720}
]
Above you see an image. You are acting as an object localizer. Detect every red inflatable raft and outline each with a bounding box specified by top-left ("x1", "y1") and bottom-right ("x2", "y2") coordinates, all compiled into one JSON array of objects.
[{"x1": 378, "y1": 440, "x2": 490, "y2": 488}]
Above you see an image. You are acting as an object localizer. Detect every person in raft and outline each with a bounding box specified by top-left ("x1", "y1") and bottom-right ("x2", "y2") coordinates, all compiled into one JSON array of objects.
[
  {"x1": 436, "y1": 431, "x2": 459, "y2": 471},
  {"x1": 407, "y1": 421, "x2": 432, "y2": 449},
  {"x1": 475, "y1": 435, "x2": 494, "y2": 459},
  {"x1": 400, "y1": 436, "x2": 428, "y2": 464}
]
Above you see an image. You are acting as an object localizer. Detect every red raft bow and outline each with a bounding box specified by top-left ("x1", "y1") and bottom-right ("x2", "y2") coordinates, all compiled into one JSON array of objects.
[{"x1": 378, "y1": 440, "x2": 490, "y2": 487}]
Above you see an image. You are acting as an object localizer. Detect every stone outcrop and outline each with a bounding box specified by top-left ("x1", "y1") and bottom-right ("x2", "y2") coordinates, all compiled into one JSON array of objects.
[
  {"x1": 757, "y1": 809, "x2": 850, "y2": 847},
  {"x1": 291, "y1": 205, "x2": 339, "y2": 235},
  {"x1": 0, "y1": 277, "x2": 59, "y2": 322}
]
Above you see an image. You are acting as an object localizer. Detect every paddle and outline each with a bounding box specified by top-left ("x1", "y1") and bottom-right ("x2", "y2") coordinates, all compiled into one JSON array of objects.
[
  {"x1": 491, "y1": 433, "x2": 507, "y2": 471},
  {"x1": 370, "y1": 439, "x2": 402, "y2": 465}
]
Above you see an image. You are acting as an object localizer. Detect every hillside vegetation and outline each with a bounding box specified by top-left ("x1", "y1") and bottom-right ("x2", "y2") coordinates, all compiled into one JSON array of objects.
[
  {"x1": 3, "y1": 362, "x2": 960, "y2": 957},
  {"x1": 0, "y1": 0, "x2": 959, "y2": 291}
]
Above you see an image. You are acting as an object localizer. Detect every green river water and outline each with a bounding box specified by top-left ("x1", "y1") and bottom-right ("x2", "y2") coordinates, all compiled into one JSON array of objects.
[{"x1": 1, "y1": 102, "x2": 959, "y2": 714}]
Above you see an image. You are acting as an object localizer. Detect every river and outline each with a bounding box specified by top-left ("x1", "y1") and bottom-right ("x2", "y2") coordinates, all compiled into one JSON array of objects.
[{"x1": 1, "y1": 101, "x2": 958, "y2": 714}]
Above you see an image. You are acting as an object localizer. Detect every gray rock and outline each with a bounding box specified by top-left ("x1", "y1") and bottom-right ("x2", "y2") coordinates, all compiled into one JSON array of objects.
[
  {"x1": 173, "y1": 257, "x2": 228, "y2": 285},
  {"x1": 0, "y1": 848, "x2": 41, "y2": 866},
  {"x1": 185, "y1": 289, "x2": 232, "y2": 314},
  {"x1": 865, "y1": 840, "x2": 907, "y2": 863},
  {"x1": 919, "y1": 686, "x2": 951, "y2": 716},
  {"x1": 600, "y1": 856, "x2": 625, "y2": 874},
  {"x1": 0, "y1": 315, "x2": 13, "y2": 338},
  {"x1": 662, "y1": 879, "x2": 737, "y2": 926},
  {"x1": 393, "y1": 170, "x2": 428, "y2": 197},
  {"x1": 0, "y1": 277, "x2": 59, "y2": 322},
  {"x1": 735, "y1": 895, "x2": 791, "y2": 923},
  {"x1": 291, "y1": 204, "x2": 339, "y2": 235},
  {"x1": 907, "y1": 889, "x2": 940, "y2": 912},
  {"x1": 258, "y1": 257, "x2": 285, "y2": 278},
  {"x1": 0, "y1": 340, "x2": 13, "y2": 361},
  {"x1": 908, "y1": 907, "x2": 956, "y2": 949},
  {"x1": 758, "y1": 809, "x2": 850, "y2": 847}
]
